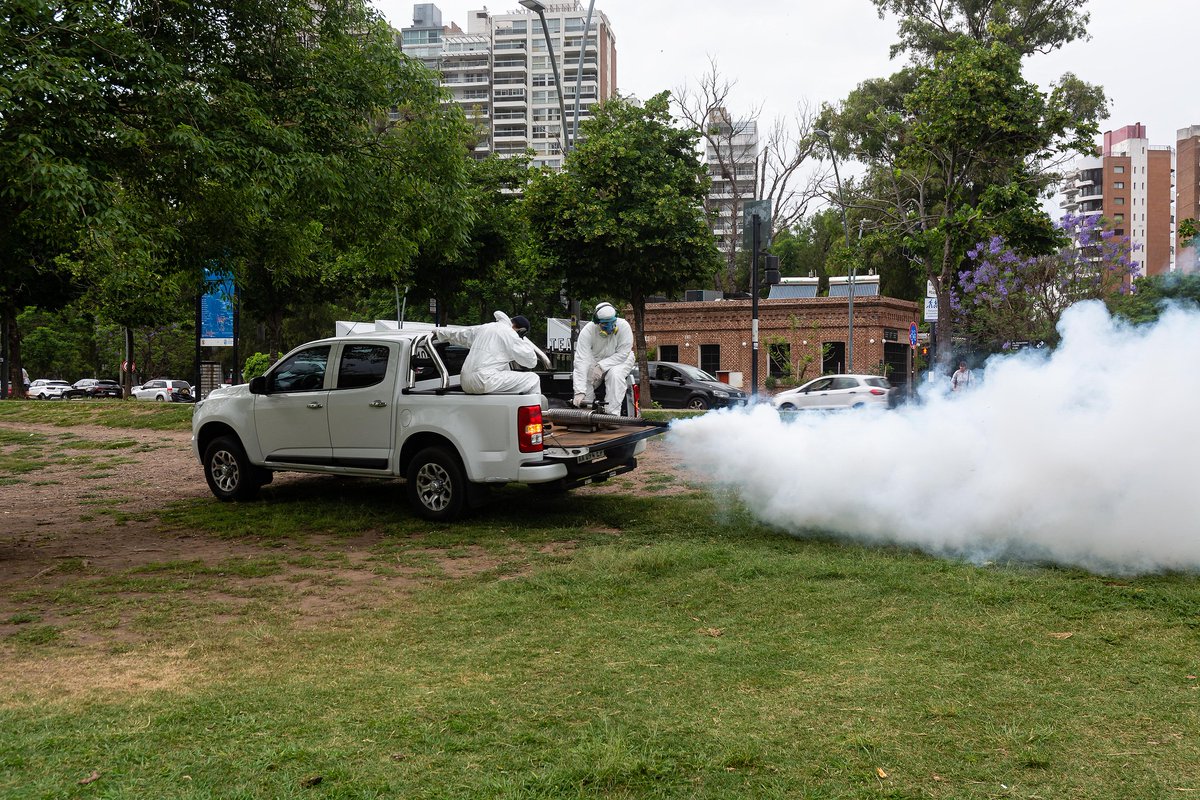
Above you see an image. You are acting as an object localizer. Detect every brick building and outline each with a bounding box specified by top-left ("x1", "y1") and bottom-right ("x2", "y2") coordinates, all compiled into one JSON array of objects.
[{"x1": 635, "y1": 288, "x2": 921, "y2": 394}]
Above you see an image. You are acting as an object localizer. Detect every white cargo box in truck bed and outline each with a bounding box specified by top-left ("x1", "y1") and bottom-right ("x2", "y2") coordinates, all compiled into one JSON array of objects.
[{"x1": 192, "y1": 329, "x2": 666, "y2": 521}]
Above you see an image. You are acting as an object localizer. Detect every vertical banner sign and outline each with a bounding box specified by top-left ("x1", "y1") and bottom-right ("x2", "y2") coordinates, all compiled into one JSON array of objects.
[{"x1": 201, "y1": 269, "x2": 235, "y2": 347}]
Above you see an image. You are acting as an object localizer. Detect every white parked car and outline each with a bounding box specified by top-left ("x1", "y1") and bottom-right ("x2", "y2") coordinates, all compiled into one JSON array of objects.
[
  {"x1": 29, "y1": 379, "x2": 72, "y2": 400},
  {"x1": 772, "y1": 374, "x2": 895, "y2": 411},
  {"x1": 131, "y1": 379, "x2": 194, "y2": 402}
]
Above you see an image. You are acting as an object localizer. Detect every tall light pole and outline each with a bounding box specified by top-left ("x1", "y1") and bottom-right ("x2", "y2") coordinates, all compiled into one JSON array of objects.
[
  {"x1": 814, "y1": 129, "x2": 854, "y2": 373},
  {"x1": 519, "y1": 0, "x2": 571, "y2": 157},
  {"x1": 569, "y1": 0, "x2": 597, "y2": 149}
]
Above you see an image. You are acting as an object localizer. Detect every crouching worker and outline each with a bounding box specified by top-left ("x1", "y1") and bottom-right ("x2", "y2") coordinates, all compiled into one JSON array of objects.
[
  {"x1": 572, "y1": 301, "x2": 635, "y2": 415},
  {"x1": 435, "y1": 311, "x2": 549, "y2": 394}
]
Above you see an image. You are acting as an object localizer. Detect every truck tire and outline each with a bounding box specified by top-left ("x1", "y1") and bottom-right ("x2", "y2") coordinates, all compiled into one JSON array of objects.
[
  {"x1": 203, "y1": 435, "x2": 262, "y2": 501},
  {"x1": 407, "y1": 446, "x2": 468, "y2": 522}
]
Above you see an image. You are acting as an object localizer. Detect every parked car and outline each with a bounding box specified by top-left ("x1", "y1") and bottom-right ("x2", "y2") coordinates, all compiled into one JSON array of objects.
[
  {"x1": 29, "y1": 379, "x2": 73, "y2": 400},
  {"x1": 772, "y1": 374, "x2": 895, "y2": 411},
  {"x1": 131, "y1": 379, "x2": 194, "y2": 402},
  {"x1": 62, "y1": 379, "x2": 99, "y2": 399},
  {"x1": 90, "y1": 380, "x2": 124, "y2": 399},
  {"x1": 645, "y1": 361, "x2": 748, "y2": 410}
]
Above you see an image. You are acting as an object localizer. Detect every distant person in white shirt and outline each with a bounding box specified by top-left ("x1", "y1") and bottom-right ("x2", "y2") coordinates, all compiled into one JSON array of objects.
[{"x1": 951, "y1": 361, "x2": 973, "y2": 392}]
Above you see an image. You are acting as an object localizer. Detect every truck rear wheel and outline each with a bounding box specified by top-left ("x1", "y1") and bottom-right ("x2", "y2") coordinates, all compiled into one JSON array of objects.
[
  {"x1": 407, "y1": 446, "x2": 467, "y2": 522},
  {"x1": 203, "y1": 435, "x2": 263, "y2": 501}
]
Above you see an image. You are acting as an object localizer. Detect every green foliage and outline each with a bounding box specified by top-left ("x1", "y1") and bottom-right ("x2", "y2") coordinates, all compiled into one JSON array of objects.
[
  {"x1": 242, "y1": 352, "x2": 274, "y2": 381},
  {"x1": 824, "y1": 31, "x2": 1104, "y2": 339},
  {"x1": 1180, "y1": 218, "x2": 1198, "y2": 248},
  {"x1": 1108, "y1": 273, "x2": 1200, "y2": 325},
  {"x1": 870, "y1": 0, "x2": 1092, "y2": 58}
]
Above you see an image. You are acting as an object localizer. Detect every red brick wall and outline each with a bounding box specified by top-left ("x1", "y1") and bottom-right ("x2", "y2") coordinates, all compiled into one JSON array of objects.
[
  {"x1": 634, "y1": 297, "x2": 921, "y2": 392},
  {"x1": 1147, "y1": 149, "x2": 1173, "y2": 275}
]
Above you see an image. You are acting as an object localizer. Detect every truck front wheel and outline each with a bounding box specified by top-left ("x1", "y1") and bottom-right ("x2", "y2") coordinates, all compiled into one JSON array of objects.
[
  {"x1": 407, "y1": 447, "x2": 467, "y2": 522},
  {"x1": 203, "y1": 435, "x2": 263, "y2": 501}
]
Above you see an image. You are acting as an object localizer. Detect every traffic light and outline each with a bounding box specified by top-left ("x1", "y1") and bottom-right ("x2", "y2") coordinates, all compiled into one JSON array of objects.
[{"x1": 764, "y1": 255, "x2": 781, "y2": 286}]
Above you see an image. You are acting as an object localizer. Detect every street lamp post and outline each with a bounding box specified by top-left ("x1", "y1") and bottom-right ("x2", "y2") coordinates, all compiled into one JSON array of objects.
[
  {"x1": 519, "y1": 0, "x2": 571, "y2": 157},
  {"x1": 814, "y1": 129, "x2": 854, "y2": 373},
  {"x1": 569, "y1": 0, "x2": 597, "y2": 148}
]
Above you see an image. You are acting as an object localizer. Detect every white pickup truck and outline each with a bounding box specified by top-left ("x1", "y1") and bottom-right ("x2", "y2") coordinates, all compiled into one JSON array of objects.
[{"x1": 191, "y1": 329, "x2": 666, "y2": 521}]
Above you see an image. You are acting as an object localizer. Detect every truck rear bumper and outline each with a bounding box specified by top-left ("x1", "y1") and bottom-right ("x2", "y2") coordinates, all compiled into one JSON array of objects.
[{"x1": 518, "y1": 462, "x2": 569, "y2": 484}]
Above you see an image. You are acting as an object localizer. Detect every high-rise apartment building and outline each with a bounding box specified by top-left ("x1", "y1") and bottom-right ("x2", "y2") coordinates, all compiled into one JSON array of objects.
[
  {"x1": 703, "y1": 107, "x2": 759, "y2": 257},
  {"x1": 1177, "y1": 125, "x2": 1200, "y2": 275},
  {"x1": 1059, "y1": 123, "x2": 1175, "y2": 277},
  {"x1": 399, "y1": 3, "x2": 618, "y2": 170}
]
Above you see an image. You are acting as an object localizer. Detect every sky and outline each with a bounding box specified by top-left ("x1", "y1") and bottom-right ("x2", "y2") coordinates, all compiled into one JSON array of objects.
[{"x1": 372, "y1": 0, "x2": 1200, "y2": 157}]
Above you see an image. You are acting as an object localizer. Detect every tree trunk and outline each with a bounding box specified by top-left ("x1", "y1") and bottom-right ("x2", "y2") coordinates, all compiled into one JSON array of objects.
[
  {"x1": 631, "y1": 291, "x2": 653, "y2": 409},
  {"x1": 4, "y1": 303, "x2": 26, "y2": 399},
  {"x1": 123, "y1": 326, "x2": 134, "y2": 398}
]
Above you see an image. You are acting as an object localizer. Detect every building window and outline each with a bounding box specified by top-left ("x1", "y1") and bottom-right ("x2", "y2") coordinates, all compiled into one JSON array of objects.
[
  {"x1": 1114, "y1": 181, "x2": 1125, "y2": 189},
  {"x1": 1113, "y1": 165, "x2": 1125, "y2": 174},
  {"x1": 699, "y1": 344, "x2": 720, "y2": 374},
  {"x1": 1114, "y1": 214, "x2": 1124, "y2": 223},
  {"x1": 823, "y1": 342, "x2": 846, "y2": 375},
  {"x1": 658, "y1": 345, "x2": 678, "y2": 363},
  {"x1": 1114, "y1": 197, "x2": 1125, "y2": 205},
  {"x1": 768, "y1": 342, "x2": 791, "y2": 379}
]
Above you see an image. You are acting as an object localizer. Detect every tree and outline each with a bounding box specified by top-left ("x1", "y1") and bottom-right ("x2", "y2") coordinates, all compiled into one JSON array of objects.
[
  {"x1": 952, "y1": 213, "x2": 1138, "y2": 349},
  {"x1": 1108, "y1": 273, "x2": 1200, "y2": 325},
  {"x1": 870, "y1": 0, "x2": 1092, "y2": 59},
  {"x1": 823, "y1": 34, "x2": 1104, "y2": 345},
  {"x1": 0, "y1": 0, "x2": 172, "y2": 395},
  {"x1": 525, "y1": 92, "x2": 721, "y2": 405},
  {"x1": 1181, "y1": 218, "x2": 1198, "y2": 249},
  {"x1": 675, "y1": 60, "x2": 821, "y2": 294}
]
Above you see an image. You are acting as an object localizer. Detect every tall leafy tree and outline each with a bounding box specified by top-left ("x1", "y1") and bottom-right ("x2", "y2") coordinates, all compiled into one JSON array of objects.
[
  {"x1": 0, "y1": 0, "x2": 172, "y2": 394},
  {"x1": 870, "y1": 0, "x2": 1092, "y2": 58},
  {"x1": 824, "y1": 32, "x2": 1104, "y2": 344},
  {"x1": 525, "y1": 92, "x2": 720, "y2": 403}
]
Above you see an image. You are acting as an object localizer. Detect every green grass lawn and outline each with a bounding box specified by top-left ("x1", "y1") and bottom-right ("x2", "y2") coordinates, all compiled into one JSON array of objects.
[{"x1": 1, "y1": 402, "x2": 1198, "y2": 799}]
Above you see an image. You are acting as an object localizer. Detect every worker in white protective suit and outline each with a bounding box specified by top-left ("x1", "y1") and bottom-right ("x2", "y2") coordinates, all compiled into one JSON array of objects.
[
  {"x1": 435, "y1": 311, "x2": 550, "y2": 394},
  {"x1": 572, "y1": 301, "x2": 635, "y2": 416}
]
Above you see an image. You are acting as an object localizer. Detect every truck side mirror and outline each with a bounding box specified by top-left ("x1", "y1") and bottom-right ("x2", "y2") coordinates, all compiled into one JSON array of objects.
[{"x1": 249, "y1": 376, "x2": 268, "y2": 395}]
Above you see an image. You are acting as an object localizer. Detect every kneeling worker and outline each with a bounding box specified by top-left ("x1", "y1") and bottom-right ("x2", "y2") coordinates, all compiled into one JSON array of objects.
[
  {"x1": 436, "y1": 311, "x2": 549, "y2": 394},
  {"x1": 572, "y1": 301, "x2": 635, "y2": 416}
]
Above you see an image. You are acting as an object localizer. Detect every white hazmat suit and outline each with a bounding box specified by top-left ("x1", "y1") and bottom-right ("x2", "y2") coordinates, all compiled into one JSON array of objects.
[
  {"x1": 572, "y1": 303, "x2": 635, "y2": 416},
  {"x1": 436, "y1": 311, "x2": 548, "y2": 394}
]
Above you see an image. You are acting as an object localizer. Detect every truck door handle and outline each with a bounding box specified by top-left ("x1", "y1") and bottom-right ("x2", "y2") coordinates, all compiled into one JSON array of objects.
[
  {"x1": 307, "y1": 402, "x2": 323, "y2": 409},
  {"x1": 369, "y1": 400, "x2": 387, "y2": 408}
]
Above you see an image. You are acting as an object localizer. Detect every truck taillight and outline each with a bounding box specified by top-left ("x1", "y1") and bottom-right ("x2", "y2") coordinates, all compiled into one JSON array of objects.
[
  {"x1": 869, "y1": 388, "x2": 886, "y2": 396},
  {"x1": 518, "y1": 404, "x2": 544, "y2": 453}
]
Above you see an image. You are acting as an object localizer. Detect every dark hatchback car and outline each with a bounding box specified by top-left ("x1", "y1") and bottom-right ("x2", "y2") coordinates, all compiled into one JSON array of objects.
[
  {"x1": 90, "y1": 380, "x2": 123, "y2": 399},
  {"x1": 645, "y1": 361, "x2": 747, "y2": 410}
]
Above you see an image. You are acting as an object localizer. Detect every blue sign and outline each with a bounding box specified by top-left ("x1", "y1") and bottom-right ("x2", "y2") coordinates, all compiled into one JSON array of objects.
[
  {"x1": 909, "y1": 322, "x2": 918, "y2": 347},
  {"x1": 202, "y1": 269, "x2": 235, "y2": 347}
]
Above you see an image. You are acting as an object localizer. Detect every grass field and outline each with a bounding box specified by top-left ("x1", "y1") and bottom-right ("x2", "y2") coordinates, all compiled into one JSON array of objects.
[{"x1": 1, "y1": 402, "x2": 1198, "y2": 799}]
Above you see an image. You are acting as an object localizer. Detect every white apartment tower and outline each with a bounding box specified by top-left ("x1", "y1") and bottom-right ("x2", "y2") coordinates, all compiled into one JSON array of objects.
[
  {"x1": 703, "y1": 107, "x2": 759, "y2": 256},
  {"x1": 400, "y1": 3, "x2": 618, "y2": 169}
]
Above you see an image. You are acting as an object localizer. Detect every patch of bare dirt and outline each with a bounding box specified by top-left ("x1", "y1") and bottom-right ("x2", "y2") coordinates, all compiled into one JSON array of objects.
[{"x1": 0, "y1": 419, "x2": 696, "y2": 652}]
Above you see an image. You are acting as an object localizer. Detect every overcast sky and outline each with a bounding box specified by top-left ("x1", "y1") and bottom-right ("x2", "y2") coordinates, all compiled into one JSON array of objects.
[{"x1": 374, "y1": 0, "x2": 1198, "y2": 169}]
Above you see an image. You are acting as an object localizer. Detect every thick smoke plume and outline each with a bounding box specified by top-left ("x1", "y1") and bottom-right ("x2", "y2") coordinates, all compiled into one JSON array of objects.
[{"x1": 667, "y1": 301, "x2": 1200, "y2": 575}]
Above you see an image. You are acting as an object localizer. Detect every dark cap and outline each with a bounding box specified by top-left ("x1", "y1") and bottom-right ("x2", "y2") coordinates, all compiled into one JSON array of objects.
[{"x1": 511, "y1": 315, "x2": 531, "y2": 337}]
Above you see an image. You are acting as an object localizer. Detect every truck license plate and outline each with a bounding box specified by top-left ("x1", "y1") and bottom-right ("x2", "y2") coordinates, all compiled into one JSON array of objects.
[{"x1": 576, "y1": 450, "x2": 605, "y2": 464}]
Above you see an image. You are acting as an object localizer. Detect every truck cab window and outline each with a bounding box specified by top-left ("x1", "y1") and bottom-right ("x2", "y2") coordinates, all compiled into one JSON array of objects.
[
  {"x1": 271, "y1": 346, "x2": 330, "y2": 392},
  {"x1": 337, "y1": 344, "x2": 390, "y2": 390}
]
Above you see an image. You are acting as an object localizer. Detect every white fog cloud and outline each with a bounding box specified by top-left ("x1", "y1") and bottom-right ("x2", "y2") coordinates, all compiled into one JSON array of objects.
[{"x1": 668, "y1": 301, "x2": 1200, "y2": 575}]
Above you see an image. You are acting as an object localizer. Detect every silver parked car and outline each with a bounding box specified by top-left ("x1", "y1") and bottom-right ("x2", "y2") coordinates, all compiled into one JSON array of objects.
[
  {"x1": 772, "y1": 374, "x2": 895, "y2": 411},
  {"x1": 131, "y1": 379, "x2": 194, "y2": 402}
]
